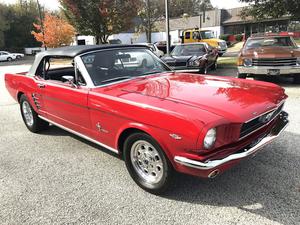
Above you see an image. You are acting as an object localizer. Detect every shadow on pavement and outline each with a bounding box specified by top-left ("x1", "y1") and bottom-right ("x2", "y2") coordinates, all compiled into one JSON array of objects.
[
  {"x1": 163, "y1": 131, "x2": 300, "y2": 224},
  {"x1": 40, "y1": 123, "x2": 299, "y2": 224}
]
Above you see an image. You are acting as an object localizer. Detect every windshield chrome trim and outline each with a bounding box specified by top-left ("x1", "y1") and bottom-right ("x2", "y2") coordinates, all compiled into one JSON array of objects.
[{"x1": 76, "y1": 47, "x2": 173, "y2": 88}]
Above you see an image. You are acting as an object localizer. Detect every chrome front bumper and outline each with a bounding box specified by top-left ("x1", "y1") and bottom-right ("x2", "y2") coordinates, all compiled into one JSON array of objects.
[
  {"x1": 238, "y1": 66, "x2": 300, "y2": 75},
  {"x1": 174, "y1": 112, "x2": 289, "y2": 170}
]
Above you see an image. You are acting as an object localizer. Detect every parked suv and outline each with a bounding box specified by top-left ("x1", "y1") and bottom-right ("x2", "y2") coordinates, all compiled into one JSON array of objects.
[{"x1": 237, "y1": 34, "x2": 300, "y2": 83}]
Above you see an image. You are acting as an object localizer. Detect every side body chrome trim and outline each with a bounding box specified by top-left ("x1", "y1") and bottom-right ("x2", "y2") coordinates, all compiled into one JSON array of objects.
[
  {"x1": 38, "y1": 115, "x2": 119, "y2": 154},
  {"x1": 174, "y1": 112, "x2": 289, "y2": 170}
]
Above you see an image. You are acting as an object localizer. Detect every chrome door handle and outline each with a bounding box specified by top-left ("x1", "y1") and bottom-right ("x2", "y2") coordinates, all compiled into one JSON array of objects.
[{"x1": 37, "y1": 83, "x2": 46, "y2": 88}]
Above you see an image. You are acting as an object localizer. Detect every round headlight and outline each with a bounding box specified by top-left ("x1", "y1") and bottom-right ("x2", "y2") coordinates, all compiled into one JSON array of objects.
[
  {"x1": 203, "y1": 128, "x2": 217, "y2": 149},
  {"x1": 244, "y1": 58, "x2": 252, "y2": 67}
]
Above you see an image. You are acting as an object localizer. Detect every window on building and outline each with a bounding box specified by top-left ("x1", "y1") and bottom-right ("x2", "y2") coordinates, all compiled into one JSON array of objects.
[{"x1": 185, "y1": 32, "x2": 191, "y2": 39}]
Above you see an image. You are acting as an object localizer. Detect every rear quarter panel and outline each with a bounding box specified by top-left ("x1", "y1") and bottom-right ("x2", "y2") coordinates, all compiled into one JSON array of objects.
[{"x1": 5, "y1": 73, "x2": 38, "y2": 110}]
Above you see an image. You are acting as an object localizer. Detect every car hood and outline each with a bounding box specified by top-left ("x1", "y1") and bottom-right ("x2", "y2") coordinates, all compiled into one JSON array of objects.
[
  {"x1": 242, "y1": 46, "x2": 300, "y2": 58},
  {"x1": 120, "y1": 73, "x2": 287, "y2": 122},
  {"x1": 93, "y1": 73, "x2": 287, "y2": 123}
]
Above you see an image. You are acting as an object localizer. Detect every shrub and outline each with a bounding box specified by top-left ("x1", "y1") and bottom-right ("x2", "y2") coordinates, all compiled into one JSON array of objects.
[
  {"x1": 235, "y1": 34, "x2": 243, "y2": 42},
  {"x1": 219, "y1": 34, "x2": 230, "y2": 42}
]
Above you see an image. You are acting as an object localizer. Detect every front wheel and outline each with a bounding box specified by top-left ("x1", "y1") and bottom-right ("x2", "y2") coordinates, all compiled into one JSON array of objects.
[
  {"x1": 293, "y1": 75, "x2": 300, "y2": 84},
  {"x1": 211, "y1": 59, "x2": 218, "y2": 70},
  {"x1": 123, "y1": 133, "x2": 173, "y2": 194},
  {"x1": 237, "y1": 73, "x2": 247, "y2": 79},
  {"x1": 199, "y1": 63, "x2": 208, "y2": 74},
  {"x1": 20, "y1": 95, "x2": 49, "y2": 133}
]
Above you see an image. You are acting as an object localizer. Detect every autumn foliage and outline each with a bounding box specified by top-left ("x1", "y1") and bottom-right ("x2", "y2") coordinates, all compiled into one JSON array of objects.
[{"x1": 32, "y1": 13, "x2": 76, "y2": 48}]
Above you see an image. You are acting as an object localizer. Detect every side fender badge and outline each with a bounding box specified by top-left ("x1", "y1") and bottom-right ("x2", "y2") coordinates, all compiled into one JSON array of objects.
[
  {"x1": 169, "y1": 133, "x2": 182, "y2": 140},
  {"x1": 96, "y1": 122, "x2": 109, "y2": 133}
]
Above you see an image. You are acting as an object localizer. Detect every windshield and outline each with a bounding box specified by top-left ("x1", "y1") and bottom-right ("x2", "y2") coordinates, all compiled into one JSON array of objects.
[
  {"x1": 200, "y1": 31, "x2": 214, "y2": 39},
  {"x1": 171, "y1": 44, "x2": 206, "y2": 56},
  {"x1": 245, "y1": 37, "x2": 297, "y2": 49},
  {"x1": 81, "y1": 48, "x2": 170, "y2": 86}
]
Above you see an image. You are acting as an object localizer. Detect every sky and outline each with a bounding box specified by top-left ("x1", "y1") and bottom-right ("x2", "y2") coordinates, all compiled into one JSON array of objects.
[{"x1": 1, "y1": 0, "x2": 249, "y2": 10}]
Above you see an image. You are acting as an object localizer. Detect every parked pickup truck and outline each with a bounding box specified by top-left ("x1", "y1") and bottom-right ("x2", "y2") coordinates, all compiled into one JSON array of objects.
[
  {"x1": 237, "y1": 34, "x2": 300, "y2": 83},
  {"x1": 5, "y1": 45, "x2": 289, "y2": 194}
]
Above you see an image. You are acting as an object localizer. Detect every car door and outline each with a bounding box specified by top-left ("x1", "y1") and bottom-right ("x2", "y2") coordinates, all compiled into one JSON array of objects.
[
  {"x1": 40, "y1": 57, "x2": 91, "y2": 136},
  {"x1": 0, "y1": 52, "x2": 3, "y2": 61},
  {"x1": 0, "y1": 52, "x2": 8, "y2": 61}
]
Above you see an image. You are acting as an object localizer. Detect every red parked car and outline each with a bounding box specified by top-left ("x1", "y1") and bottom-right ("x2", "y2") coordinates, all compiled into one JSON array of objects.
[{"x1": 5, "y1": 45, "x2": 289, "y2": 194}]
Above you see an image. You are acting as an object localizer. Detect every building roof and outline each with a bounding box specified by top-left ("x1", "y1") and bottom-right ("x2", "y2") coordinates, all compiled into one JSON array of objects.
[
  {"x1": 154, "y1": 9, "x2": 222, "y2": 32},
  {"x1": 222, "y1": 7, "x2": 291, "y2": 25},
  {"x1": 155, "y1": 16, "x2": 202, "y2": 32}
]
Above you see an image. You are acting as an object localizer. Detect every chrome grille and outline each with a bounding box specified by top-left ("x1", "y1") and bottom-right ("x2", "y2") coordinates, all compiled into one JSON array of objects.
[
  {"x1": 252, "y1": 58, "x2": 297, "y2": 67},
  {"x1": 239, "y1": 103, "x2": 284, "y2": 139}
]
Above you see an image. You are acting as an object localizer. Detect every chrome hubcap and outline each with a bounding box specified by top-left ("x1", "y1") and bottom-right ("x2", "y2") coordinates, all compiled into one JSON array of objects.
[
  {"x1": 130, "y1": 140, "x2": 164, "y2": 184},
  {"x1": 22, "y1": 101, "x2": 34, "y2": 126}
]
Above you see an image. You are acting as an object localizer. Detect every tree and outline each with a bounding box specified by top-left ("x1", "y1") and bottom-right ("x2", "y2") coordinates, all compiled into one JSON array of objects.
[
  {"x1": 0, "y1": 4, "x2": 9, "y2": 48},
  {"x1": 137, "y1": 0, "x2": 165, "y2": 43},
  {"x1": 169, "y1": 0, "x2": 213, "y2": 18},
  {"x1": 31, "y1": 13, "x2": 76, "y2": 48},
  {"x1": 2, "y1": 0, "x2": 40, "y2": 50},
  {"x1": 59, "y1": 0, "x2": 140, "y2": 44},
  {"x1": 138, "y1": 0, "x2": 213, "y2": 43},
  {"x1": 239, "y1": 0, "x2": 300, "y2": 20}
]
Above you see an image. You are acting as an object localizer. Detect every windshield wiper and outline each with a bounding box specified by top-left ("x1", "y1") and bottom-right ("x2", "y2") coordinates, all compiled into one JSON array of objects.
[
  {"x1": 100, "y1": 76, "x2": 132, "y2": 84},
  {"x1": 141, "y1": 70, "x2": 166, "y2": 76}
]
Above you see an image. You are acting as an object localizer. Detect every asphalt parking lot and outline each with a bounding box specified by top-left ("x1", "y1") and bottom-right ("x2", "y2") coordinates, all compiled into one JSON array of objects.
[{"x1": 0, "y1": 59, "x2": 299, "y2": 225}]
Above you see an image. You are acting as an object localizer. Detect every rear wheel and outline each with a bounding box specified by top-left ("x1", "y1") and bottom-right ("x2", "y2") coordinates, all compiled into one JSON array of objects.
[
  {"x1": 7, "y1": 57, "x2": 12, "y2": 62},
  {"x1": 123, "y1": 133, "x2": 173, "y2": 194},
  {"x1": 20, "y1": 95, "x2": 49, "y2": 133}
]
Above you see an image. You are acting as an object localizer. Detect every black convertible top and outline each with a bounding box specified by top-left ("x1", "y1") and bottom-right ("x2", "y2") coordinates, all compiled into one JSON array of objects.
[
  {"x1": 27, "y1": 44, "x2": 149, "y2": 76},
  {"x1": 40, "y1": 44, "x2": 148, "y2": 57}
]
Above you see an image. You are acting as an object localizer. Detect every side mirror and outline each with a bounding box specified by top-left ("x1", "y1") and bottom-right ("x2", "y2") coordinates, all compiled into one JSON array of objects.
[{"x1": 62, "y1": 75, "x2": 78, "y2": 88}]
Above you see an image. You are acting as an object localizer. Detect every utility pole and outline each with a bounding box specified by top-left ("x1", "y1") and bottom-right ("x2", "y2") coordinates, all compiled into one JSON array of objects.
[
  {"x1": 37, "y1": 0, "x2": 47, "y2": 50},
  {"x1": 146, "y1": 0, "x2": 151, "y2": 43},
  {"x1": 165, "y1": 0, "x2": 170, "y2": 55},
  {"x1": 199, "y1": 0, "x2": 206, "y2": 29}
]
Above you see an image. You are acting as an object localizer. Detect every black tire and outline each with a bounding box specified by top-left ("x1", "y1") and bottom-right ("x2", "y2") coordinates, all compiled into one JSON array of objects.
[
  {"x1": 123, "y1": 132, "x2": 173, "y2": 195},
  {"x1": 16, "y1": 55, "x2": 21, "y2": 59},
  {"x1": 211, "y1": 59, "x2": 218, "y2": 70},
  {"x1": 218, "y1": 53, "x2": 224, "y2": 57},
  {"x1": 199, "y1": 63, "x2": 208, "y2": 74},
  {"x1": 237, "y1": 73, "x2": 247, "y2": 79},
  {"x1": 19, "y1": 95, "x2": 49, "y2": 133},
  {"x1": 293, "y1": 75, "x2": 300, "y2": 84},
  {"x1": 7, "y1": 57, "x2": 12, "y2": 62}
]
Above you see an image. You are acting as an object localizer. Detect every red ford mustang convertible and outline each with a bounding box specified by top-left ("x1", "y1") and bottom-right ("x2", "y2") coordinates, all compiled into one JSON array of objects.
[{"x1": 5, "y1": 45, "x2": 289, "y2": 194}]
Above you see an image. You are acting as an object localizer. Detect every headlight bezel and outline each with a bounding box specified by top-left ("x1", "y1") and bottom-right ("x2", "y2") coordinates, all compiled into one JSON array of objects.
[
  {"x1": 188, "y1": 57, "x2": 201, "y2": 67},
  {"x1": 203, "y1": 128, "x2": 217, "y2": 149},
  {"x1": 296, "y1": 57, "x2": 300, "y2": 66},
  {"x1": 243, "y1": 58, "x2": 253, "y2": 67}
]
